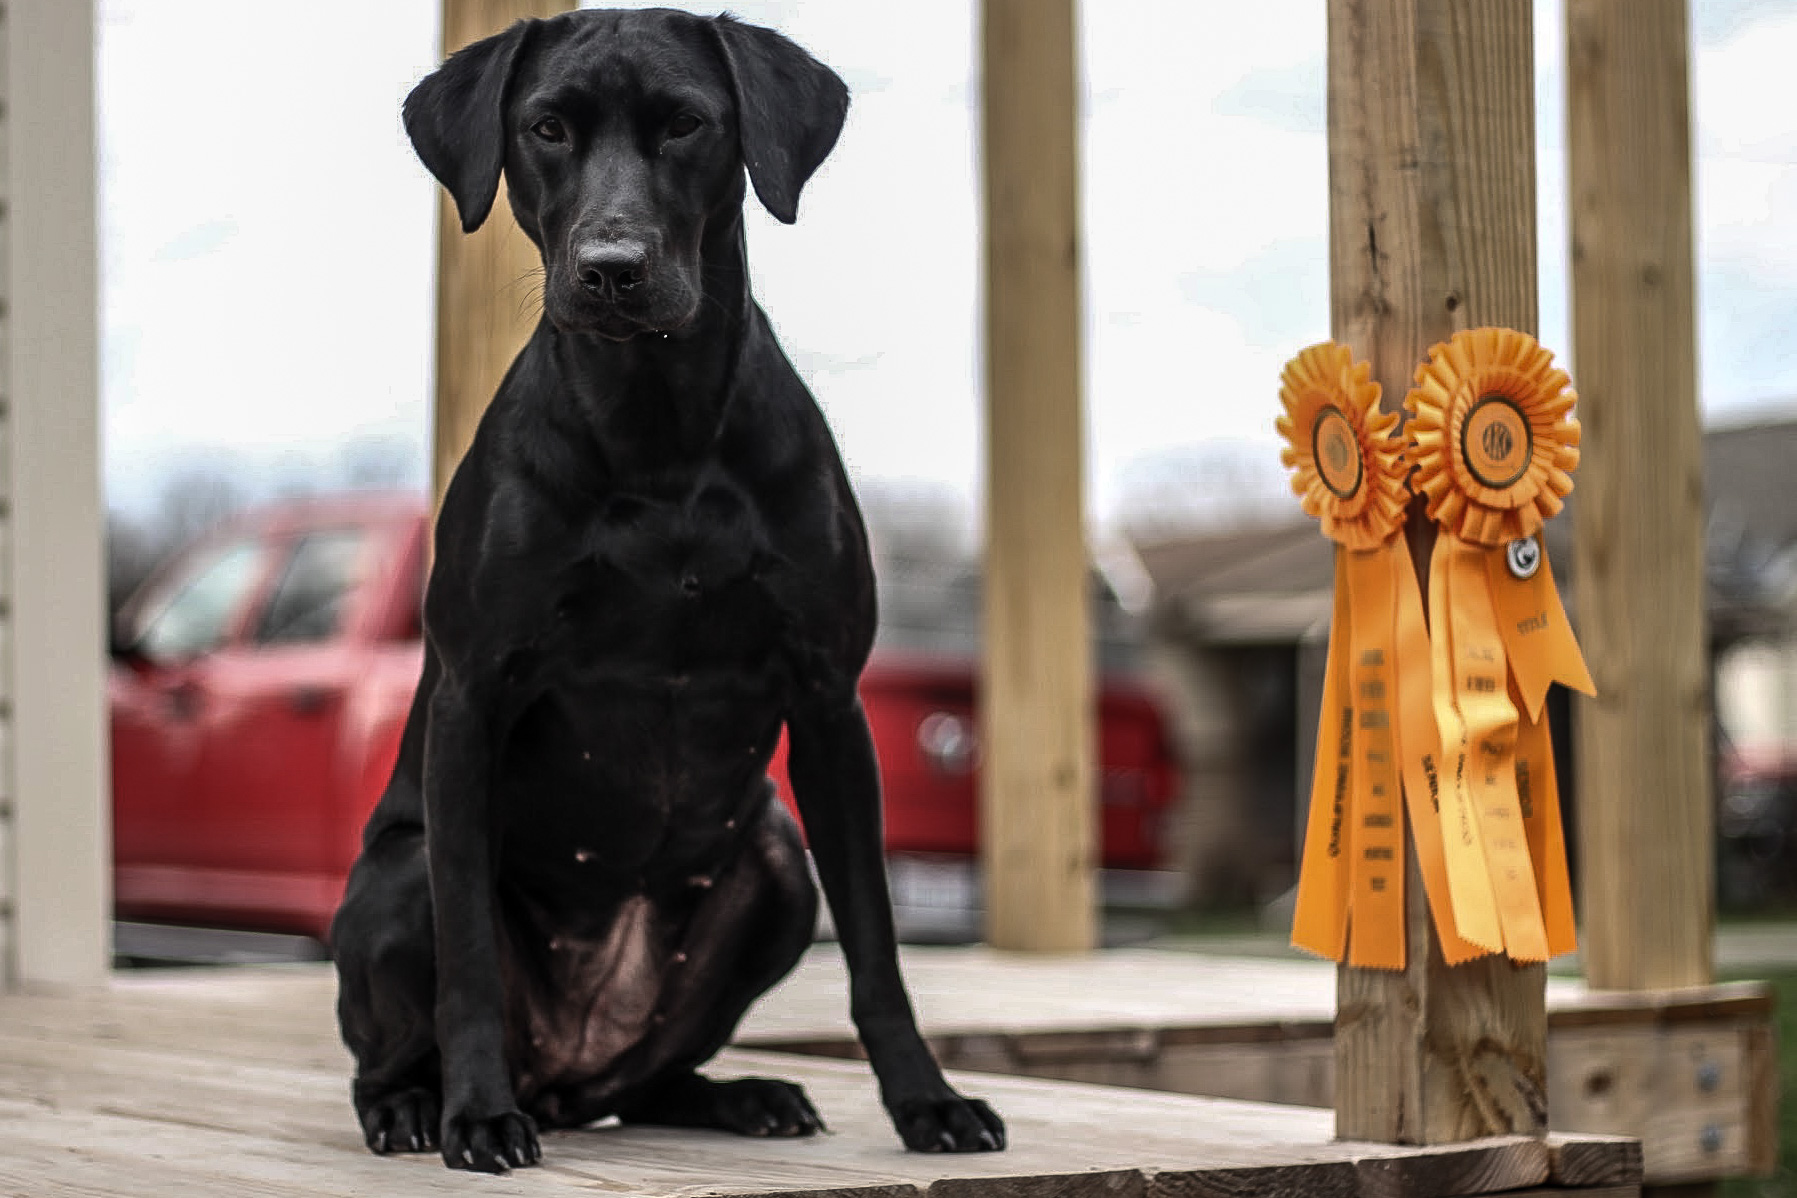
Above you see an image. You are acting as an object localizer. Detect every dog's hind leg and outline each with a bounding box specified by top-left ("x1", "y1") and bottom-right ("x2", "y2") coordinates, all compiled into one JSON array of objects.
[
  {"x1": 332, "y1": 826, "x2": 443, "y2": 1154},
  {"x1": 536, "y1": 790, "x2": 822, "y2": 1134},
  {"x1": 616, "y1": 1071, "x2": 826, "y2": 1138}
]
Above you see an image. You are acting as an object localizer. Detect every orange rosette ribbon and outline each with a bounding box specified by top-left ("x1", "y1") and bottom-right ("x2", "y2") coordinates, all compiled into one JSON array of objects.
[
  {"x1": 1278, "y1": 343, "x2": 1444, "y2": 970},
  {"x1": 1404, "y1": 327, "x2": 1595, "y2": 963}
]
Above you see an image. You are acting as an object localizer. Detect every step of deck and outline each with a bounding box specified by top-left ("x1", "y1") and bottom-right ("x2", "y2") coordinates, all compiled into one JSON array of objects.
[{"x1": 736, "y1": 944, "x2": 1775, "y2": 1187}]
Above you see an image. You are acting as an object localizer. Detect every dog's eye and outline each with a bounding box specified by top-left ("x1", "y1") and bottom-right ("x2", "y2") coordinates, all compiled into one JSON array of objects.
[
  {"x1": 531, "y1": 116, "x2": 566, "y2": 143},
  {"x1": 666, "y1": 113, "x2": 702, "y2": 140}
]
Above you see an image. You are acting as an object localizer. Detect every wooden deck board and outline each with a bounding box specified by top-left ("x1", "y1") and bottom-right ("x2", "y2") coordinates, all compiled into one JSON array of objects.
[
  {"x1": 739, "y1": 946, "x2": 1769, "y2": 1043},
  {"x1": 0, "y1": 964, "x2": 1636, "y2": 1198},
  {"x1": 735, "y1": 947, "x2": 1765, "y2": 1187}
]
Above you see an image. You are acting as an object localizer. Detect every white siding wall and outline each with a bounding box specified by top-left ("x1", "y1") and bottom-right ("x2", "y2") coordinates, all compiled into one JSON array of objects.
[
  {"x1": 6, "y1": 0, "x2": 109, "y2": 990},
  {"x1": 0, "y1": 0, "x2": 15, "y2": 984}
]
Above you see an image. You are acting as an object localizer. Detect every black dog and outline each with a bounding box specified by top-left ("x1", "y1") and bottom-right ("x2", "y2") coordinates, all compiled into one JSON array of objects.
[{"x1": 330, "y1": 6, "x2": 1004, "y2": 1174}]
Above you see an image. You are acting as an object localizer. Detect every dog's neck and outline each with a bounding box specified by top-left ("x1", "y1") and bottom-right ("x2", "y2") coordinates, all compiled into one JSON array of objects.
[{"x1": 547, "y1": 213, "x2": 753, "y2": 480}]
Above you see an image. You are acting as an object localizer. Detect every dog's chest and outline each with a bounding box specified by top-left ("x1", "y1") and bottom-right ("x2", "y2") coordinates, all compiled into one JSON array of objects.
[
  {"x1": 548, "y1": 477, "x2": 788, "y2": 670},
  {"x1": 497, "y1": 474, "x2": 795, "y2": 857}
]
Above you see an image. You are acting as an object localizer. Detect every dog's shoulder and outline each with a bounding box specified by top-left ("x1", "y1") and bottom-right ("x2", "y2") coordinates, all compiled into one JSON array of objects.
[{"x1": 718, "y1": 332, "x2": 878, "y2": 679}]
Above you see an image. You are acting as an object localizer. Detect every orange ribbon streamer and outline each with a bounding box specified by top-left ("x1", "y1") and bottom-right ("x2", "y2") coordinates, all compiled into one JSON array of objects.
[
  {"x1": 1293, "y1": 565, "x2": 1353, "y2": 961},
  {"x1": 1405, "y1": 327, "x2": 1595, "y2": 962},
  {"x1": 1397, "y1": 543, "x2": 1490, "y2": 964},
  {"x1": 1279, "y1": 343, "x2": 1430, "y2": 970}
]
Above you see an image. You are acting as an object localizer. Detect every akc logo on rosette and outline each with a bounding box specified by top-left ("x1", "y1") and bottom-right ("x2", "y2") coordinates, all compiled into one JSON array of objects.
[
  {"x1": 1404, "y1": 327, "x2": 1595, "y2": 962},
  {"x1": 1278, "y1": 343, "x2": 1440, "y2": 970}
]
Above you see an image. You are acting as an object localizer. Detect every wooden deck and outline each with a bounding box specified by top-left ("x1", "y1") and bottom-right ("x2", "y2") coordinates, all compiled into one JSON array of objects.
[
  {"x1": 738, "y1": 946, "x2": 1777, "y2": 1187},
  {"x1": 0, "y1": 964, "x2": 1640, "y2": 1198}
]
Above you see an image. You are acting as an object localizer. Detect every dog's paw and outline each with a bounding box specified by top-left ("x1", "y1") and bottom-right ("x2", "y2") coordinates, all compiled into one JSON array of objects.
[
  {"x1": 891, "y1": 1093, "x2": 1005, "y2": 1153},
  {"x1": 440, "y1": 1108, "x2": 541, "y2": 1173},
  {"x1": 360, "y1": 1087, "x2": 440, "y2": 1155},
  {"x1": 712, "y1": 1078, "x2": 826, "y2": 1137}
]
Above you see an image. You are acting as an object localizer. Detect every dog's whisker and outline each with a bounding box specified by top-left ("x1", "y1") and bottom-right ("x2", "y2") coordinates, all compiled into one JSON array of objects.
[{"x1": 695, "y1": 285, "x2": 734, "y2": 321}]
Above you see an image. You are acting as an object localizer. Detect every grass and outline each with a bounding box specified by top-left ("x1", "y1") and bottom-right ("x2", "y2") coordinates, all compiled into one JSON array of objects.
[{"x1": 1722, "y1": 968, "x2": 1796, "y2": 1198}]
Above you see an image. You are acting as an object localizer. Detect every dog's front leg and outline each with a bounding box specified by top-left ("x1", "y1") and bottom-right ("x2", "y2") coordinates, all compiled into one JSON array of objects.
[
  {"x1": 787, "y1": 693, "x2": 1005, "y2": 1152},
  {"x1": 423, "y1": 677, "x2": 540, "y2": 1172}
]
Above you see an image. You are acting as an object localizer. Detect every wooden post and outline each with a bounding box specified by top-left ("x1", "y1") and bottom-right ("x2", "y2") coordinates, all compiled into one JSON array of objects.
[
  {"x1": 1565, "y1": 0, "x2": 1711, "y2": 1000},
  {"x1": 432, "y1": 0, "x2": 574, "y2": 505},
  {"x1": 1326, "y1": 0, "x2": 1548, "y2": 1142},
  {"x1": 977, "y1": 0, "x2": 1096, "y2": 952}
]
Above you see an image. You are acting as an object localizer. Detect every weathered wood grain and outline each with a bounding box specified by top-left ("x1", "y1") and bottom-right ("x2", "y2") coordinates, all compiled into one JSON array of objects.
[
  {"x1": 1548, "y1": 1132, "x2": 1646, "y2": 1187},
  {"x1": 1324, "y1": 0, "x2": 1546, "y2": 1145},
  {"x1": 737, "y1": 947, "x2": 1756, "y2": 1188},
  {"x1": 67, "y1": 947, "x2": 1675, "y2": 1184},
  {"x1": 1547, "y1": 1024, "x2": 1762, "y2": 1182},
  {"x1": 1353, "y1": 1135, "x2": 1549, "y2": 1198},
  {"x1": 1564, "y1": 9, "x2": 1711, "y2": 1192},
  {"x1": 1564, "y1": 0, "x2": 1711, "y2": 998},
  {"x1": 0, "y1": 964, "x2": 1638, "y2": 1198},
  {"x1": 1743, "y1": 1021, "x2": 1779, "y2": 1177},
  {"x1": 977, "y1": 0, "x2": 1096, "y2": 952}
]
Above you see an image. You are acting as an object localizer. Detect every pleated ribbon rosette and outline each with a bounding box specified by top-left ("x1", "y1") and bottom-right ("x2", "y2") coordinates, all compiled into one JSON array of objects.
[
  {"x1": 1279, "y1": 343, "x2": 1440, "y2": 970},
  {"x1": 1403, "y1": 327, "x2": 1595, "y2": 962}
]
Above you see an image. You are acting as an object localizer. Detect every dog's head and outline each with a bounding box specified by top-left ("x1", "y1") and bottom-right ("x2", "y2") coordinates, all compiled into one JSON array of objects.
[{"x1": 405, "y1": 8, "x2": 848, "y2": 341}]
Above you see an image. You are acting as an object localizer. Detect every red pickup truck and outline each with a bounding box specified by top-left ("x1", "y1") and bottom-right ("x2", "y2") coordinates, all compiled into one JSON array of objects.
[{"x1": 110, "y1": 494, "x2": 1179, "y2": 941}]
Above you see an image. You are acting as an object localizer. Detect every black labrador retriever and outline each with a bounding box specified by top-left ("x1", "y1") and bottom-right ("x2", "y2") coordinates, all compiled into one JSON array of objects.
[{"x1": 330, "y1": 6, "x2": 1005, "y2": 1174}]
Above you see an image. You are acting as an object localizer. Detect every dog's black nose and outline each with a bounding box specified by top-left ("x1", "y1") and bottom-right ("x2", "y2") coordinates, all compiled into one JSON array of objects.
[{"x1": 575, "y1": 244, "x2": 649, "y2": 298}]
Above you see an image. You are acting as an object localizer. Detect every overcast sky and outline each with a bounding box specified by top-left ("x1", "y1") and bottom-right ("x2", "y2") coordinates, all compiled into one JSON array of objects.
[{"x1": 98, "y1": 0, "x2": 1797, "y2": 529}]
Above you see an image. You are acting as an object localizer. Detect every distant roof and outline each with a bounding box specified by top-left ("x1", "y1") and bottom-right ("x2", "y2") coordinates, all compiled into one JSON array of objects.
[
  {"x1": 1132, "y1": 520, "x2": 1335, "y2": 644},
  {"x1": 1705, "y1": 416, "x2": 1797, "y2": 553},
  {"x1": 1133, "y1": 520, "x2": 1331, "y2": 603}
]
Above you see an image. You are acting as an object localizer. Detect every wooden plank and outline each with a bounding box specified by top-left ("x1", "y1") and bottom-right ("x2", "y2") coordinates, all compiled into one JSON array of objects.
[
  {"x1": 740, "y1": 945, "x2": 1766, "y2": 1043},
  {"x1": 745, "y1": 950, "x2": 1716, "y2": 1187},
  {"x1": 1564, "y1": 2, "x2": 1710, "y2": 997},
  {"x1": 977, "y1": 0, "x2": 1096, "y2": 952},
  {"x1": 0, "y1": 966, "x2": 1640, "y2": 1198},
  {"x1": 431, "y1": 0, "x2": 576, "y2": 506},
  {"x1": 1742, "y1": 1021, "x2": 1778, "y2": 1177},
  {"x1": 1324, "y1": 0, "x2": 1546, "y2": 1144},
  {"x1": 0, "y1": 955, "x2": 1684, "y2": 1190},
  {"x1": 1147, "y1": 1162, "x2": 1360, "y2": 1198},
  {"x1": 1548, "y1": 1132, "x2": 1647, "y2": 1188},
  {"x1": 827, "y1": 1015, "x2": 1748, "y2": 1183},
  {"x1": 1545, "y1": 983, "x2": 1774, "y2": 1029},
  {"x1": 742, "y1": 947, "x2": 1579, "y2": 1042},
  {"x1": 1548, "y1": 1023, "x2": 1764, "y2": 1183},
  {"x1": 1352, "y1": 1136, "x2": 1549, "y2": 1198}
]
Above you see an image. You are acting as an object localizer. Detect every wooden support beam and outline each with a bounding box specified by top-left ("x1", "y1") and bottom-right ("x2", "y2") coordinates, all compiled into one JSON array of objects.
[
  {"x1": 432, "y1": 0, "x2": 575, "y2": 505},
  {"x1": 1565, "y1": 11, "x2": 1709, "y2": 1192},
  {"x1": 1565, "y1": 0, "x2": 1710, "y2": 995},
  {"x1": 977, "y1": 0, "x2": 1095, "y2": 952},
  {"x1": 1325, "y1": 0, "x2": 1547, "y2": 1142}
]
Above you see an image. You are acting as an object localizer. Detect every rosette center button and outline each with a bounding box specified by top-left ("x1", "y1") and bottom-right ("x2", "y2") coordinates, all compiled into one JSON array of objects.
[
  {"x1": 1313, "y1": 405, "x2": 1364, "y2": 499},
  {"x1": 1463, "y1": 396, "x2": 1534, "y2": 490}
]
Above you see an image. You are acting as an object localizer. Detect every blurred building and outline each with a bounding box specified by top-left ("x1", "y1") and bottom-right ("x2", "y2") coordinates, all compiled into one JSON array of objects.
[
  {"x1": 1707, "y1": 415, "x2": 1797, "y2": 764},
  {"x1": 1131, "y1": 413, "x2": 1797, "y2": 910}
]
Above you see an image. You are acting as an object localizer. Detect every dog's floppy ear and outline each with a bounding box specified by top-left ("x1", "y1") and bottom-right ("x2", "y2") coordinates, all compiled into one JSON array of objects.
[
  {"x1": 404, "y1": 20, "x2": 535, "y2": 234},
  {"x1": 711, "y1": 16, "x2": 849, "y2": 225}
]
